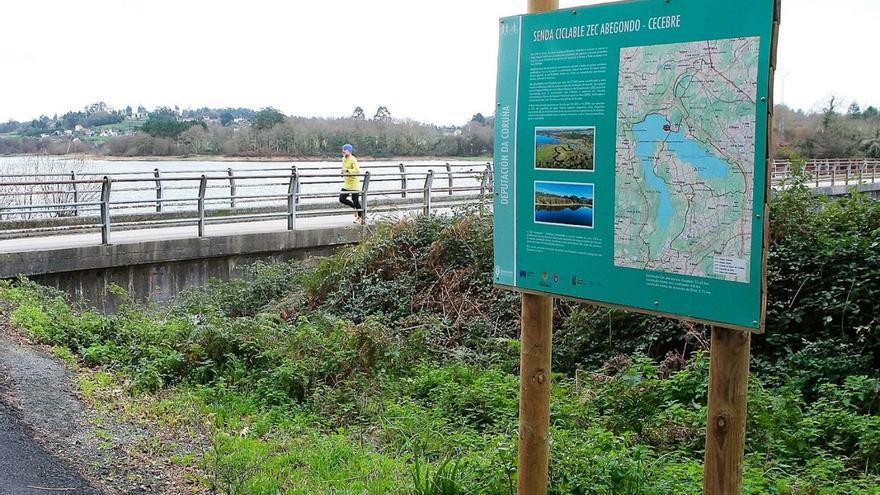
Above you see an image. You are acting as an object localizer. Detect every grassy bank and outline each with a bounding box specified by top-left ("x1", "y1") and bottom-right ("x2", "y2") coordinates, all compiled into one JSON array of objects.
[{"x1": 1, "y1": 181, "x2": 878, "y2": 494}]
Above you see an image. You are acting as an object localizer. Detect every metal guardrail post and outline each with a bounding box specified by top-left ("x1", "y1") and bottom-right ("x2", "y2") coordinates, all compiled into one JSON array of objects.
[
  {"x1": 446, "y1": 162, "x2": 453, "y2": 195},
  {"x1": 423, "y1": 170, "x2": 434, "y2": 215},
  {"x1": 227, "y1": 167, "x2": 237, "y2": 209},
  {"x1": 292, "y1": 166, "x2": 299, "y2": 204},
  {"x1": 479, "y1": 168, "x2": 490, "y2": 216},
  {"x1": 873, "y1": 162, "x2": 877, "y2": 183},
  {"x1": 154, "y1": 168, "x2": 163, "y2": 213},
  {"x1": 70, "y1": 170, "x2": 79, "y2": 217},
  {"x1": 197, "y1": 174, "x2": 207, "y2": 237},
  {"x1": 845, "y1": 164, "x2": 851, "y2": 185},
  {"x1": 100, "y1": 176, "x2": 112, "y2": 245},
  {"x1": 287, "y1": 169, "x2": 299, "y2": 231},
  {"x1": 399, "y1": 163, "x2": 407, "y2": 198},
  {"x1": 361, "y1": 171, "x2": 371, "y2": 222},
  {"x1": 831, "y1": 167, "x2": 836, "y2": 186}
]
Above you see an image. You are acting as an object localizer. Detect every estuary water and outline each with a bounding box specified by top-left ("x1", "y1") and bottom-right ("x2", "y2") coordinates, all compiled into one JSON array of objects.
[
  {"x1": 632, "y1": 113, "x2": 732, "y2": 230},
  {"x1": 535, "y1": 205, "x2": 593, "y2": 228},
  {"x1": 535, "y1": 134, "x2": 561, "y2": 145}
]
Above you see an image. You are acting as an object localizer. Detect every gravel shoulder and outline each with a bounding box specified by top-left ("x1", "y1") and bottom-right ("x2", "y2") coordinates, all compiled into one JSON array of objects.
[
  {"x1": 0, "y1": 315, "x2": 206, "y2": 494},
  {"x1": 0, "y1": 382, "x2": 103, "y2": 495}
]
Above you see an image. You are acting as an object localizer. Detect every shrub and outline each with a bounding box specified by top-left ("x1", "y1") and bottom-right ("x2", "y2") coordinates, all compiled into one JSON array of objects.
[{"x1": 3, "y1": 199, "x2": 880, "y2": 492}]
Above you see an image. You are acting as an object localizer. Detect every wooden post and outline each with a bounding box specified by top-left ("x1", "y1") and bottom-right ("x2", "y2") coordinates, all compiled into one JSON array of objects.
[
  {"x1": 519, "y1": 293, "x2": 553, "y2": 495},
  {"x1": 704, "y1": 326, "x2": 751, "y2": 495},
  {"x1": 517, "y1": 3, "x2": 556, "y2": 493},
  {"x1": 528, "y1": 0, "x2": 558, "y2": 13}
]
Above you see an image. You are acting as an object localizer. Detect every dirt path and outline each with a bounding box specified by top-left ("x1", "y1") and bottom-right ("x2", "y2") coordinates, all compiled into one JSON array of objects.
[{"x1": 0, "y1": 318, "x2": 202, "y2": 494}]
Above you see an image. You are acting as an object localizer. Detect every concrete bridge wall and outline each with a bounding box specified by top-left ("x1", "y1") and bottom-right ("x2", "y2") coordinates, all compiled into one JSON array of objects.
[
  {"x1": 810, "y1": 182, "x2": 880, "y2": 199},
  {"x1": 1, "y1": 225, "x2": 363, "y2": 313}
]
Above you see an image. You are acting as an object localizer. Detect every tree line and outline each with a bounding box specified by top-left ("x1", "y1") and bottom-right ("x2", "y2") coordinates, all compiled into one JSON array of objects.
[
  {"x1": 0, "y1": 104, "x2": 494, "y2": 158},
  {"x1": 773, "y1": 98, "x2": 880, "y2": 158},
  {"x1": 111, "y1": 108, "x2": 493, "y2": 158},
  {"x1": 1, "y1": 102, "x2": 128, "y2": 137},
  {"x1": 535, "y1": 191, "x2": 592, "y2": 207},
  {"x1": 4, "y1": 96, "x2": 879, "y2": 159}
]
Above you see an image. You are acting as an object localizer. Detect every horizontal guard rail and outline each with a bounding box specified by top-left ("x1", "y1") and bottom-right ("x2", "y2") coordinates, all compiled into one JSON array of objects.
[{"x1": 1, "y1": 162, "x2": 495, "y2": 243}]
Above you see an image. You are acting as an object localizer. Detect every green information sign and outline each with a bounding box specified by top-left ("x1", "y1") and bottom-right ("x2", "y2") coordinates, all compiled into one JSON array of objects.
[{"x1": 493, "y1": 0, "x2": 778, "y2": 332}]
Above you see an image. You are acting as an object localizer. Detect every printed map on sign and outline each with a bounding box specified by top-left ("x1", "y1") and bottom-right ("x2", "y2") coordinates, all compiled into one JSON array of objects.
[{"x1": 614, "y1": 37, "x2": 759, "y2": 283}]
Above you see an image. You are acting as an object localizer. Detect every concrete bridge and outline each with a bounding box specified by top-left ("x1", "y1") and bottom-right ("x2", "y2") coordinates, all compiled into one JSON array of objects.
[
  {"x1": 0, "y1": 162, "x2": 492, "y2": 311},
  {"x1": 1, "y1": 158, "x2": 877, "y2": 312},
  {"x1": 770, "y1": 158, "x2": 880, "y2": 199}
]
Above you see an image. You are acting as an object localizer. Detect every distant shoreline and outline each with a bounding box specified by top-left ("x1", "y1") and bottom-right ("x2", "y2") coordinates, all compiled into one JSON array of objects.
[
  {"x1": 0, "y1": 154, "x2": 492, "y2": 163},
  {"x1": 535, "y1": 202, "x2": 591, "y2": 208}
]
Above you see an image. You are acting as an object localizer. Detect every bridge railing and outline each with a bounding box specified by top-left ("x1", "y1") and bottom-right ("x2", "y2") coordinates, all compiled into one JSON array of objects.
[
  {"x1": 771, "y1": 158, "x2": 880, "y2": 187},
  {"x1": 6, "y1": 156, "x2": 871, "y2": 244},
  {"x1": 0, "y1": 162, "x2": 492, "y2": 213},
  {"x1": 0, "y1": 162, "x2": 494, "y2": 244}
]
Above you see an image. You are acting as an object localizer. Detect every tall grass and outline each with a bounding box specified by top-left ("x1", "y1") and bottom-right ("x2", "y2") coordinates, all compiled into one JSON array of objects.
[{"x1": 1, "y1": 187, "x2": 879, "y2": 493}]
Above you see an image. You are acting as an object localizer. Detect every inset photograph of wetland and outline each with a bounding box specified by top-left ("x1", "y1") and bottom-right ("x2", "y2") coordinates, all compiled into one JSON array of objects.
[
  {"x1": 534, "y1": 181, "x2": 594, "y2": 228},
  {"x1": 535, "y1": 126, "x2": 595, "y2": 171}
]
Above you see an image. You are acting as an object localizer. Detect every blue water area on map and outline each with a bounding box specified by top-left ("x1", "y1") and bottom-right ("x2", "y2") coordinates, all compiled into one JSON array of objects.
[
  {"x1": 633, "y1": 114, "x2": 733, "y2": 230},
  {"x1": 536, "y1": 206, "x2": 593, "y2": 227},
  {"x1": 536, "y1": 133, "x2": 561, "y2": 145}
]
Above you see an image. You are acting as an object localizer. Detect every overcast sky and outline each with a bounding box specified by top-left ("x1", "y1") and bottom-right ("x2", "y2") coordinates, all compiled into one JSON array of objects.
[{"x1": 1, "y1": 0, "x2": 876, "y2": 125}]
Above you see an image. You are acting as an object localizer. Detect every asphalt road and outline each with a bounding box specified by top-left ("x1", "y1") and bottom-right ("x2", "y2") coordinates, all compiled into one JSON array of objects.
[{"x1": 0, "y1": 393, "x2": 102, "y2": 495}]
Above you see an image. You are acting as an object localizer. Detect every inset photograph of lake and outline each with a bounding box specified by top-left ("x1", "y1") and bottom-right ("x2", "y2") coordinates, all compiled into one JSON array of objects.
[
  {"x1": 534, "y1": 181, "x2": 594, "y2": 228},
  {"x1": 535, "y1": 126, "x2": 595, "y2": 171}
]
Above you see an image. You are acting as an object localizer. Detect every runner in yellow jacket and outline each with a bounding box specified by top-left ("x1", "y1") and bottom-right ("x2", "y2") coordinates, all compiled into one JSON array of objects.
[{"x1": 339, "y1": 143, "x2": 363, "y2": 223}]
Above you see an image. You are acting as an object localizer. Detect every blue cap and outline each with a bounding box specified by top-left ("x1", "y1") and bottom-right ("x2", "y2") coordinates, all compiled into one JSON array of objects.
[{"x1": 342, "y1": 144, "x2": 353, "y2": 152}]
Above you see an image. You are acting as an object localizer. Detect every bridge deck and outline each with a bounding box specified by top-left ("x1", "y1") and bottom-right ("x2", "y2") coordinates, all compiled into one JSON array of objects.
[{"x1": 0, "y1": 213, "x2": 363, "y2": 254}]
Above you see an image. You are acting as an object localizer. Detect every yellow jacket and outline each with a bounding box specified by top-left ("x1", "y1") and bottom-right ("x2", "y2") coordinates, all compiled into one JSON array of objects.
[{"x1": 342, "y1": 155, "x2": 361, "y2": 190}]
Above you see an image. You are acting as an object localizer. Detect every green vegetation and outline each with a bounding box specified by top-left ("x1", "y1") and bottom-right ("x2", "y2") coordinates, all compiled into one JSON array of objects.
[
  {"x1": 253, "y1": 107, "x2": 286, "y2": 130},
  {"x1": 535, "y1": 130, "x2": 595, "y2": 170},
  {"x1": 535, "y1": 192, "x2": 593, "y2": 207},
  {"x1": 776, "y1": 98, "x2": 880, "y2": 158},
  {"x1": 142, "y1": 116, "x2": 207, "y2": 138},
  {"x1": 1, "y1": 182, "x2": 878, "y2": 493}
]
